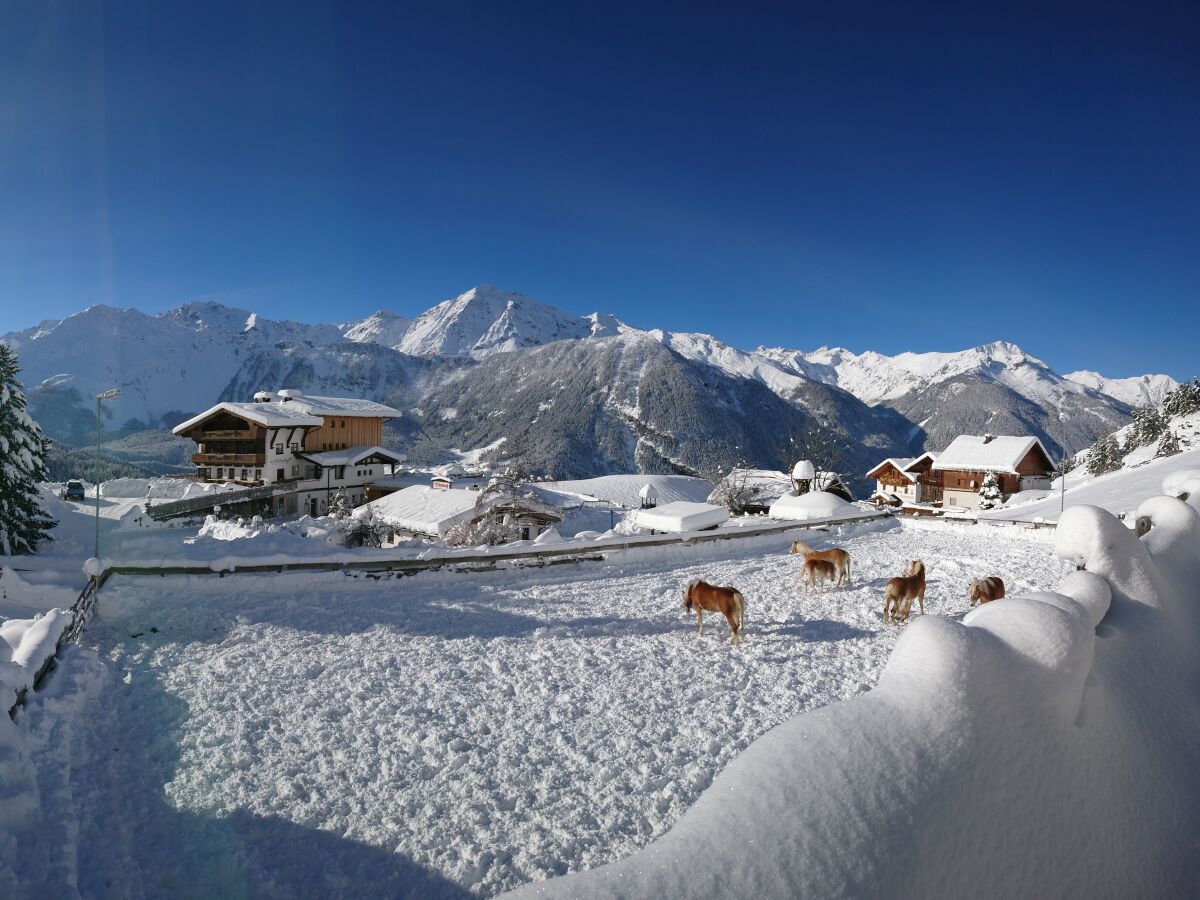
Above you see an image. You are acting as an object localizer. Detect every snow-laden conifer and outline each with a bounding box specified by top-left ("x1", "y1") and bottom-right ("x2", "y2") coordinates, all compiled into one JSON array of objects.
[{"x1": 0, "y1": 344, "x2": 55, "y2": 555}]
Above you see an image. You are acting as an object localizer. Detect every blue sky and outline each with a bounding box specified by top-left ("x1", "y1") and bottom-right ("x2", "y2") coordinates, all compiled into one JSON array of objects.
[{"x1": 1, "y1": 1, "x2": 1197, "y2": 379}]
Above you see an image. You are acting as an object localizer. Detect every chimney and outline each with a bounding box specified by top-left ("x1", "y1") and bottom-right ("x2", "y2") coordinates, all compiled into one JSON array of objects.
[{"x1": 983, "y1": 433, "x2": 995, "y2": 444}]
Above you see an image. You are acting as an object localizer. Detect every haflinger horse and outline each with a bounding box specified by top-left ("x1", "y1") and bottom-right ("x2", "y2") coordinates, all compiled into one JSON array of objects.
[
  {"x1": 884, "y1": 560, "x2": 925, "y2": 624},
  {"x1": 683, "y1": 579, "x2": 745, "y2": 645},
  {"x1": 789, "y1": 539, "x2": 852, "y2": 587},
  {"x1": 803, "y1": 558, "x2": 838, "y2": 592},
  {"x1": 968, "y1": 576, "x2": 1005, "y2": 606}
]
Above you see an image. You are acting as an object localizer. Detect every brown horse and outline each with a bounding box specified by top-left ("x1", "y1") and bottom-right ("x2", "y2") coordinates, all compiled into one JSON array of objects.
[
  {"x1": 803, "y1": 558, "x2": 838, "y2": 592},
  {"x1": 884, "y1": 560, "x2": 925, "y2": 624},
  {"x1": 789, "y1": 539, "x2": 852, "y2": 586},
  {"x1": 683, "y1": 580, "x2": 745, "y2": 645},
  {"x1": 968, "y1": 576, "x2": 1005, "y2": 606}
]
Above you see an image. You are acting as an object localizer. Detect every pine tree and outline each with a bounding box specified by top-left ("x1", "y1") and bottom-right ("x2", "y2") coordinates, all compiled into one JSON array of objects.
[
  {"x1": 0, "y1": 344, "x2": 55, "y2": 555},
  {"x1": 1156, "y1": 429, "x2": 1181, "y2": 458},
  {"x1": 1086, "y1": 433, "x2": 1121, "y2": 476},
  {"x1": 328, "y1": 488, "x2": 354, "y2": 520},
  {"x1": 1125, "y1": 406, "x2": 1166, "y2": 451},
  {"x1": 1162, "y1": 377, "x2": 1200, "y2": 419},
  {"x1": 977, "y1": 472, "x2": 1003, "y2": 510}
]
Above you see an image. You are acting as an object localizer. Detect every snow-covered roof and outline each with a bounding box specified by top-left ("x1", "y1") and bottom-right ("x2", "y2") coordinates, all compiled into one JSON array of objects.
[
  {"x1": 360, "y1": 485, "x2": 479, "y2": 536},
  {"x1": 172, "y1": 402, "x2": 323, "y2": 434},
  {"x1": 539, "y1": 475, "x2": 714, "y2": 508},
  {"x1": 282, "y1": 394, "x2": 402, "y2": 418},
  {"x1": 931, "y1": 435, "x2": 1051, "y2": 474},
  {"x1": 768, "y1": 491, "x2": 857, "y2": 521},
  {"x1": 635, "y1": 502, "x2": 728, "y2": 532},
  {"x1": 903, "y1": 451, "x2": 938, "y2": 472},
  {"x1": 173, "y1": 393, "x2": 402, "y2": 435},
  {"x1": 864, "y1": 457, "x2": 918, "y2": 481},
  {"x1": 297, "y1": 445, "x2": 404, "y2": 467}
]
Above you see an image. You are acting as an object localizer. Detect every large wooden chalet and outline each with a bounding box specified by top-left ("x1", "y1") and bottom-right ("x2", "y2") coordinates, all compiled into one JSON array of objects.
[
  {"x1": 172, "y1": 389, "x2": 405, "y2": 516},
  {"x1": 932, "y1": 434, "x2": 1054, "y2": 510}
]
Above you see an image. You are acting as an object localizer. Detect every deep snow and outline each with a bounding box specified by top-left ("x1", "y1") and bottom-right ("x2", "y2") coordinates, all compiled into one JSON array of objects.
[{"x1": 6, "y1": 520, "x2": 1072, "y2": 896}]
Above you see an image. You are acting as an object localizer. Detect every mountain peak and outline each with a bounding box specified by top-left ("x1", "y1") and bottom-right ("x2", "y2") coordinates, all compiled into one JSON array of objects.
[{"x1": 396, "y1": 286, "x2": 592, "y2": 358}]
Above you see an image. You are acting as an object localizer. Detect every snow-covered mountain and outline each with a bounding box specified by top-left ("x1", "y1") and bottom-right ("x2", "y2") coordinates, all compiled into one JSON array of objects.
[
  {"x1": 339, "y1": 310, "x2": 412, "y2": 348},
  {"x1": 400, "y1": 330, "x2": 912, "y2": 482},
  {"x1": 0, "y1": 286, "x2": 1169, "y2": 479},
  {"x1": 1063, "y1": 370, "x2": 1178, "y2": 408},
  {"x1": 758, "y1": 341, "x2": 1096, "y2": 408},
  {"x1": 392, "y1": 285, "x2": 599, "y2": 357}
]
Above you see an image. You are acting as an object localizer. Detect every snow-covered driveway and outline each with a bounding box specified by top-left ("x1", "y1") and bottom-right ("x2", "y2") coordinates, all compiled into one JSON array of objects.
[{"x1": 28, "y1": 519, "x2": 1070, "y2": 897}]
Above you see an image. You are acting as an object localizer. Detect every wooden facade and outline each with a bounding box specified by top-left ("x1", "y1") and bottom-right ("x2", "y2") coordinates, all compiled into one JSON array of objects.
[{"x1": 303, "y1": 417, "x2": 384, "y2": 452}]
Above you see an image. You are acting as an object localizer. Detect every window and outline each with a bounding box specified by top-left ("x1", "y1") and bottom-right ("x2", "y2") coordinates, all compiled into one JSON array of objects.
[
  {"x1": 276, "y1": 468, "x2": 284, "y2": 482},
  {"x1": 241, "y1": 468, "x2": 248, "y2": 480},
  {"x1": 291, "y1": 465, "x2": 299, "y2": 477},
  {"x1": 336, "y1": 465, "x2": 346, "y2": 479},
  {"x1": 289, "y1": 442, "x2": 299, "y2": 452},
  {"x1": 275, "y1": 444, "x2": 283, "y2": 455},
  {"x1": 198, "y1": 468, "x2": 209, "y2": 480},
  {"x1": 254, "y1": 469, "x2": 262, "y2": 481},
  {"x1": 340, "y1": 420, "x2": 346, "y2": 428}
]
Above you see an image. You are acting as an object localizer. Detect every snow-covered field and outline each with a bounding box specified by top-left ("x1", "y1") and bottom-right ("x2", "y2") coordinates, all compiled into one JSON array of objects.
[
  {"x1": 984, "y1": 447, "x2": 1200, "y2": 523},
  {"x1": 12, "y1": 520, "x2": 1071, "y2": 896}
]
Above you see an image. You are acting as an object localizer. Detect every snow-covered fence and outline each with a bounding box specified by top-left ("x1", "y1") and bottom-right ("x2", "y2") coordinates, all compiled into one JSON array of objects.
[
  {"x1": 508, "y1": 497, "x2": 1200, "y2": 898},
  {"x1": 145, "y1": 482, "x2": 298, "y2": 521}
]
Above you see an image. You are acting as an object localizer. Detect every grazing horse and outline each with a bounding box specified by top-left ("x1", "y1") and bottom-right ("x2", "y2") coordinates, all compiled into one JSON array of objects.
[
  {"x1": 884, "y1": 560, "x2": 926, "y2": 624},
  {"x1": 682, "y1": 580, "x2": 745, "y2": 645},
  {"x1": 803, "y1": 558, "x2": 839, "y2": 592},
  {"x1": 789, "y1": 539, "x2": 852, "y2": 586},
  {"x1": 968, "y1": 576, "x2": 1005, "y2": 606}
]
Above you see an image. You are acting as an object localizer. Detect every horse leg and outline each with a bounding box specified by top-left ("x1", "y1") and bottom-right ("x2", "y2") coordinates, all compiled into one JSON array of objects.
[
  {"x1": 725, "y1": 612, "x2": 738, "y2": 644},
  {"x1": 697, "y1": 609, "x2": 704, "y2": 635},
  {"x1": 883, "y1": 593, "x2": 891, "y2": 624},
  {"x1": 919, "y1": 586, "x2": 925, "y2": 616}
]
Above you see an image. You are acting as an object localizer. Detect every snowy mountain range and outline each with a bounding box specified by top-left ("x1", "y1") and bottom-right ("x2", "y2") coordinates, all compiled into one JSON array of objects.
[{"x1": 1, "y1": 285, "x2": 1168, "y2": 482}]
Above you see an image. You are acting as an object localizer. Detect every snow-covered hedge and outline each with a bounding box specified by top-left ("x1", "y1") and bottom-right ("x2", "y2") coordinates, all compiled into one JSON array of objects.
[
  {"x1": 1, "y1": 609, "x2": 69, "y2": 712},
  {"x1": 511, "y1": 498, "x2": 1200, "y2": 897}
]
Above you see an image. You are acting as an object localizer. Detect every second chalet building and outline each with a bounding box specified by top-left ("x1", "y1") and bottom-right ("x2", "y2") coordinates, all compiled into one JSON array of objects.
[
  {"x1": 866, "y1": 435, "x2": 1054, "y2": 512},
  {"x1": 172, "y1": 389, "x2": 405, "y2": 516},
  {"x1": 933, "y1": 434, "x2": 1054, "y2": 509}
]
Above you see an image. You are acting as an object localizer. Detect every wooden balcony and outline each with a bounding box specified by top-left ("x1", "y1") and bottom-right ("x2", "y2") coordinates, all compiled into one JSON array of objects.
[
  {"x1": 191, "y1": 428, "x2": 264, "y2": 441},
  {"x1": 192, "y1": 453, "x2": 266, "y2": 466}
]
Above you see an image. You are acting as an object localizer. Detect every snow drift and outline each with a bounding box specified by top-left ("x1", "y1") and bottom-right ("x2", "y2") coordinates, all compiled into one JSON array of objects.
[{"x1": 511, "y1": 500, "x2": 1200, "y2": 897}]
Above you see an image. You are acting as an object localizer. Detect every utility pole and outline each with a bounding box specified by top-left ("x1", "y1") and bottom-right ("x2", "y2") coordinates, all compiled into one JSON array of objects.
[{"x1": 94, "y1": 389, "x2": 121, "y2": 562}]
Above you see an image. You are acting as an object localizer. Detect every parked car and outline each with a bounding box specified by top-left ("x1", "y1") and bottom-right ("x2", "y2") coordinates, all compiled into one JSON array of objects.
[{"x1": 62, "y1": 480, "x2": 86, "y2": 502}]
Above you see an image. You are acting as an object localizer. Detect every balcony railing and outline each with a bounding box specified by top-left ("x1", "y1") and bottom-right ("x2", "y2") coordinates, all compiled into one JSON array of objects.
[
  {"x1": 192, "y1": 453, "x2": 266, "y2": 466},
  {"x1": 191, "y1": 428, "x2": 263, "y2": 440}
]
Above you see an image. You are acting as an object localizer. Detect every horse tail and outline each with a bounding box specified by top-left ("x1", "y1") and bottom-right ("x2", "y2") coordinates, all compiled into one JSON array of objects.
[{"x1": 733, "y1": 591, "x2": 745, "y2": 633}]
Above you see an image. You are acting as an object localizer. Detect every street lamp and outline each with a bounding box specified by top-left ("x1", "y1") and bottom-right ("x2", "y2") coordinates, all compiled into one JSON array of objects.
[{"x1": 95, "y1": 388, "x2": 121, "y2": 561}]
